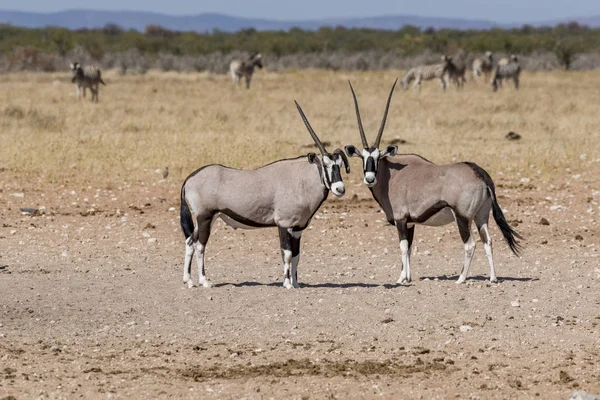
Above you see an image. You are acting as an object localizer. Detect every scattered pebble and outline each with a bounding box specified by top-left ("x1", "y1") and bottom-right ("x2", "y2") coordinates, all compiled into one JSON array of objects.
[{"x1": 459, "y1": 325, "x2": 473, "y2": 332}]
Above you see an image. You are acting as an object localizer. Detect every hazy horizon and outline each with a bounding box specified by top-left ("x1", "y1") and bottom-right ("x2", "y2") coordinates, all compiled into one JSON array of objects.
[{"x1": 0, "y1": 0, "x2": 598, "y2": 24}]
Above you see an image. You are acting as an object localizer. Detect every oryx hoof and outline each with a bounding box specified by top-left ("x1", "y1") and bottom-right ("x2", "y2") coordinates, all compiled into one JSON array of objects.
[
  {"x1": 283, "y1": 279, "x2": 295, "y2": 289},
  {"x1": 199, "y1": 279, "x2": 213, "y2": 288},
  {"x1": 489, "y1": 276, "x2": 498, "y2": 284},
  {"x1": 185, "y1": 280, "x2": 195, "y2": 289},
  {"x1": 456, "y1": 276, "x2": 467, "y2": 284}
]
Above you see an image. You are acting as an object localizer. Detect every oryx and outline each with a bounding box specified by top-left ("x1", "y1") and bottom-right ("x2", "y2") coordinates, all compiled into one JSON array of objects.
[
  {"x1": 180, "y1": 102, "x2": 349, "y2": 289},
  {"x1": 344, "y1": 79, "x2": 522, "y2": 284}
]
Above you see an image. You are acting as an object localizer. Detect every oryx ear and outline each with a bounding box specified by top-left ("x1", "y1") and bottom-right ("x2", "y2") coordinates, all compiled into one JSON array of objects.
[
  {"x1": 307, "y1": 153, "x2": 319, "y2": 164},
  {"x1": 345, "y1": 145, "x2": 362, "y2": 158},
  {"x1": 381, "y1": 145, "x2": 398, "y2": 158},
  {"x1": 334, "y1": 149, "x2": 350, "y2": 174}
]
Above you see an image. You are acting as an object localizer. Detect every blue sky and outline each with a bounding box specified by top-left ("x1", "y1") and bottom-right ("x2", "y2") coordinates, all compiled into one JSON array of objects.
[{"x1": 0, "y1": 0, "x2": 597, "y2": 23}]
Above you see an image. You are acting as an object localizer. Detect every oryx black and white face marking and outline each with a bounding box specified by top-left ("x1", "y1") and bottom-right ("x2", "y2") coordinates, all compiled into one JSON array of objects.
[
  {"x1": 321, "y1": 153, "x2": 346, "y2": 197},
  {"x1": 345, "y1": 145, "x2": 397, "y2": 187}
]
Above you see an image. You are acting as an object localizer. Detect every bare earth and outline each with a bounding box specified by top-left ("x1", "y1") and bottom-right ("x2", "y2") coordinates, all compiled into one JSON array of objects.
[
  {"x1": 1, "y1": 71, "x2": 600, "y2": 399},
  {"x1": 1, "y1": 169, "x2": 599, "y2": 400}
]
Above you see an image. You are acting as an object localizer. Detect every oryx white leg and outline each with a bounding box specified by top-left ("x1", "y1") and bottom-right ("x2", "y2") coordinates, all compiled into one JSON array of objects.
[
  {"x1": 456, "y1": 216, "x2": 475, "y2": 284},
  {"x1": 282, "y1": 249, "x2": 293, "y2": 289},
  {"x1": 457, "y1": 234, "x2": 476, "y2": 284},
  {"x1": 398, "y1": 239, "x2": 411, "y2": 284},
  {"x1": 479, "y1": 223, "x2": 496, "y2": 283},
  {"x1": 183, "y1": 237, "x2": 195, "y2": 288},
  {"x1": 396, "y1": 220, "x2": 412, "y2": 284},
  {"x1": 279, "y1": 227, "x2": 300, "y2": 289},
  {"x1": 75, "y1": 85, "x2": 80, "y2": 99},
  {"x1": 195, "y1": 242, "x2": 212, "y2": 288}
]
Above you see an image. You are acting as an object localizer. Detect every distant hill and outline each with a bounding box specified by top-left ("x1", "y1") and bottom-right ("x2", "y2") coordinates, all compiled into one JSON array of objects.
[{"x1": 0, "y1": 9, "x2": 598, "y2": 32}]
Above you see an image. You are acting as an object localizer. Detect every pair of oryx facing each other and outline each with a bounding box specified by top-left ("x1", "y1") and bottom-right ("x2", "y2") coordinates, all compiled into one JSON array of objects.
[{"x1": 180, "y1": 80, "x2": 523, "y2": 289}]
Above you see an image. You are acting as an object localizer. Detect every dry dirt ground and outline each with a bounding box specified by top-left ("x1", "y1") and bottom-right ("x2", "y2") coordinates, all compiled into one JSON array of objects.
[
  {"x1": 1, "y1": 170, "x2": 599, "y2": 399},
  {"x1": 1, "y1": 70, "x2": 600, "y2": 399}
]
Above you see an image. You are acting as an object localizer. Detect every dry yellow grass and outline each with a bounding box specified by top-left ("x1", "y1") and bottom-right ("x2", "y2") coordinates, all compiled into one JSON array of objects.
[{"x1": 1, "y1": 69, "x2": 599, "y2": 187}]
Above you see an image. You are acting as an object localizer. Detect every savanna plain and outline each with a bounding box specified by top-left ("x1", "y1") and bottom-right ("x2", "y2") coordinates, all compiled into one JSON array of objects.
[{"x1": 1, "y1": 69, "x2": 600, "y2": 399}]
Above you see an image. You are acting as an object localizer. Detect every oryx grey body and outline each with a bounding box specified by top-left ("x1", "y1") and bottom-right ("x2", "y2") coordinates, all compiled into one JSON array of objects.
[
  {"x1": 472, "y1": 51, "x2": 494, "y2": 82},
  {"x1": 345, "y1": 80, "x2": 522, "y2": 285},
  {"x1": 401, "y1": 56, "x2": 452, "y2": 91},
  {"x1": 492, "y1": 55, "x2": 521, "y2": 91},
  {"x1": 180, "y1": 102, "x2": 348, "y2": 289},
  {"x1": 70, "y1": 62, "x2": 106, "y2": 102},
  {"x1": 230, "y1": 53, "x2": 263, "y2": 89}
]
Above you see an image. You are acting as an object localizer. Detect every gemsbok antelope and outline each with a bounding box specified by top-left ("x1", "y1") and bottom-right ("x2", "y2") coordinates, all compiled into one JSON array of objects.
[
  {"x1": 70, "y1": 62, "x2": 106, "y2": 102},
  {"x1": 230, "y1": 52, "x2": 263, "y2": 89},
  {"x1": 180, "y1": 102, "x2": 349, "y2": 289},
  {"x1": 344, "y1": 79, "x2": 523, "y2": 284}
]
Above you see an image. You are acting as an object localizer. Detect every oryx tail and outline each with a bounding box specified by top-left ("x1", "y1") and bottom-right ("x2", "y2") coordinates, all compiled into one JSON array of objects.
[
  {"x1": 180, "y1": 185, "x2": 195, "y2": 240},
  {"x1": 467, "y1": 162, "x2": 523, "y2": 256}
]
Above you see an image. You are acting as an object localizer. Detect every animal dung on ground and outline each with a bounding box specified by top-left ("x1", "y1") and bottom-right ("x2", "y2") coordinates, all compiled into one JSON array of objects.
[
  {"x1": 506, "y1": 131, "x2": 521, "y2": 141},
  {"x1": 388, "y1": 137, "x2": 407, "y2": 145},
  {"x1": 301, "y1": 140, "x2": 332, "y2": 149}
]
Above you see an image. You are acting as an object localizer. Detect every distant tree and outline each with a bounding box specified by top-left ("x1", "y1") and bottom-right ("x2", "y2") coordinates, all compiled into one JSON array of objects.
[
  {"x1": 554, "y1": 39, "x2": 582, "y2": 70},
  {"x1": 50, "y1": 28, "x2": 73, "y2": 56},
  {"x1": 103, "y1": 23, "x2": 123, "y2": 36},
  {"x1": 423, "y1": 26, "x2": 436, "y2": 35}
]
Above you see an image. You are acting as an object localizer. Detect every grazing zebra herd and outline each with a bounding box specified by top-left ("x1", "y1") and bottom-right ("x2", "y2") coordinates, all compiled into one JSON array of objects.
[
  {"x1": 400, "y1": 51, "x2": 522, "y2": 92},
  {"x1": 69, "y1": 50, "x2": 520, "y2": 103},
  {"x1": 179, "y1": 79, "x2": 522, "y2": 289}
]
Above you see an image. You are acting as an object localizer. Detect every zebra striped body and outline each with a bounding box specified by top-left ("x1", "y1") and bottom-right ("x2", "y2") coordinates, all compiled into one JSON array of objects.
[
  {"x1": 401, "y1": 56, "x2": 451, "y2": 91},
  {"x1": 70, "y1": 62, "x2": 106, "y2": 103},
  {"x1": 492, "y1": 55, "x2": 521, "y2": 91},
  {"x1": 230, "y1": 53, "x2": 263, "y2": 89},
  {"x1": 472, "y1": 51, "x2": 494, "y2": 82}
]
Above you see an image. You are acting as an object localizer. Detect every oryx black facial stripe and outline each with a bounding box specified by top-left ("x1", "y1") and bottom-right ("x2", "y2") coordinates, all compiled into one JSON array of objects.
[
  {"x1": 365, "y1": 157, "x2": 376, "y2": 173},
  {"x1": 330, "y1": 164, "x2": 342, "y2": 183}
]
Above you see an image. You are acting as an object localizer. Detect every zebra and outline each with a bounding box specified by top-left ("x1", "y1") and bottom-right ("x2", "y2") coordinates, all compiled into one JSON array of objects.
[
  {"x1": 401, "y1": 55, "x2": 453, "y2": 91},
  {"x1": 472, "y1": 51, "x2": 494, "y2": 83},
  {"x1": 70, "y1": 62, "x2": 106, "y2": 103},
  {"x1": 492, "y1": 55, "x2": 521, "y2": 91},
  {"x1": 230, "y1": 53, "x2": 263, "y2": 89},
  {"x1": 446, "y1": 57, "x2": 468, "y2": 89}
]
